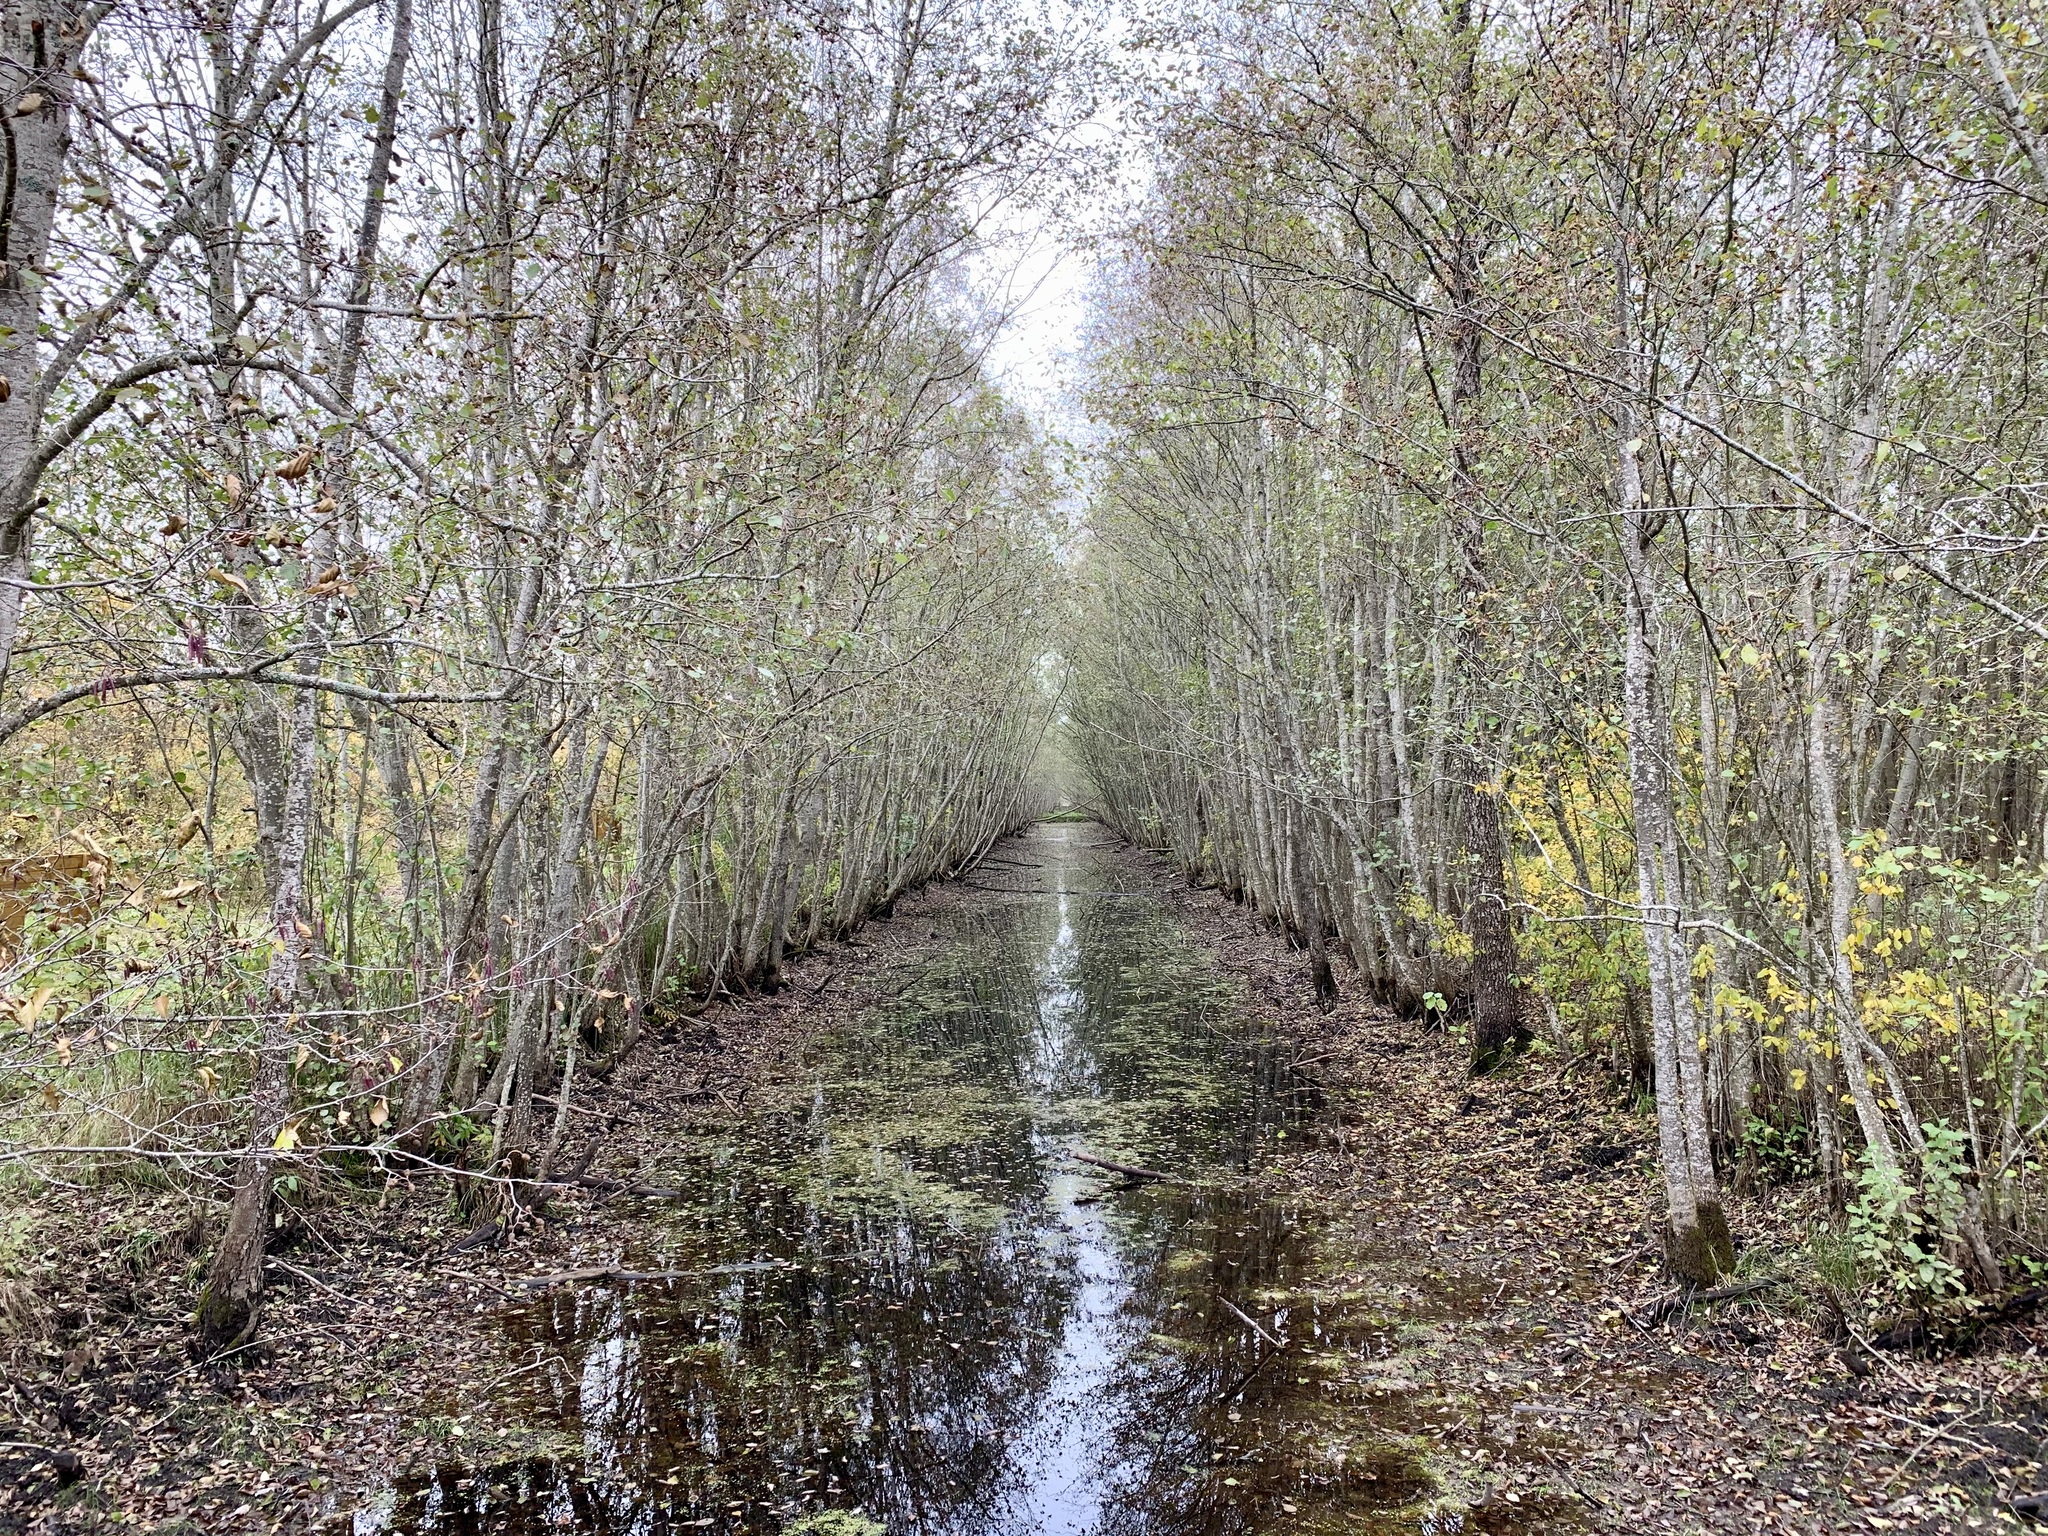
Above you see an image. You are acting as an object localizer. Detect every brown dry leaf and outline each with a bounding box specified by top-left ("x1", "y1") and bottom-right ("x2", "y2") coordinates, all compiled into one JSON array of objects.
[
  {"x1": 209, "y1": 566, "x2": 253, "y2": 600},
  {"x1": 16, "y1": 984, "x2": 57, "y2": 1030},
  {"x1": 275, "y1": 447, "x2": 317, "y2": 481}
]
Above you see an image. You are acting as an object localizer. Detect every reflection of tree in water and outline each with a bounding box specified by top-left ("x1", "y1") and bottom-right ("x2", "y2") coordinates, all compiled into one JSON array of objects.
[
  {"x1": 459, "y1": 1171, "x2": 1081, "y2": 1533},
  {"x1": 372, "y1": 827, "x2": 1340, "y2": 1536},
  {"x1": 1075, "y1": 1184, "x2": 1343, "y2": 1536}
]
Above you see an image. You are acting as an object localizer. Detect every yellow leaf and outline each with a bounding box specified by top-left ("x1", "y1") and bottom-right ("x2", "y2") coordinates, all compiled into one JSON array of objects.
[{"x1": 273, "y1": 1118, "x2": 302, "y2": 1151}]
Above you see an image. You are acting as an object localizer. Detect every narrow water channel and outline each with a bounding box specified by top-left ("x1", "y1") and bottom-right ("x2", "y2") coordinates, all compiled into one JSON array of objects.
[{"x1": 350, "y1": 822, "x2": 1462, "y2": 1535}]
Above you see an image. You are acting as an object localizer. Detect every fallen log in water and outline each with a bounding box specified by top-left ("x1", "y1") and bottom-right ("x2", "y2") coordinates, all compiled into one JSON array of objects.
[
  {"x1": 1070, "y1": 1149, "x2": 1184, "y2": 1184},
  {"x1": 516, "y1": 1259, "x2": 793, "y2": 1290}
]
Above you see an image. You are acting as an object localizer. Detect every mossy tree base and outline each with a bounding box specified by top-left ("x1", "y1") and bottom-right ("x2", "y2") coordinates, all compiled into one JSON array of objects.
[{"x1": 1665, "y1": 1199, "x2": 1736, "y2": 1287}]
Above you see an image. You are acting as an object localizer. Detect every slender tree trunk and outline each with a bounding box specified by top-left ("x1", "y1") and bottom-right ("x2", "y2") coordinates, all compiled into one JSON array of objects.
[
  {"x1": 1619, "y1": 438, "x2": 1733, "y2": 1284},
  {"x1": 195, "y1": 0, "x2": 413, "y2": 1346},
  {"x1": 0, "y1": 2, "x2": 88, "y2": 690},
  {"x1": 1443, "y1": 0, "x2": 1523, "y2": 1069}
]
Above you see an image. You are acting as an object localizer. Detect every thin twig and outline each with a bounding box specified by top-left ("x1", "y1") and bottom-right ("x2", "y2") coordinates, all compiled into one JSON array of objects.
[{"x1": 1218, "y1": 1293, "x2": 1285, "y2": 1348}]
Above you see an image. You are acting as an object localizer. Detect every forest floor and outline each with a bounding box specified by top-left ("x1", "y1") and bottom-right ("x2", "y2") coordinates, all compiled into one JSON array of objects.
[{"x1": 3, "y1": 827, "x2": 2048, "y2": 1534}]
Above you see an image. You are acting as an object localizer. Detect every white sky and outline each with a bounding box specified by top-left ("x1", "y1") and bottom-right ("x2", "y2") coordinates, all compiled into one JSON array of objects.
[
  {"x1": 975, "y1": 218, "x2": 1098, "y2": 436},
  {"x1": 969, "y1": 0, "x2": 1155, "y2": 448}
]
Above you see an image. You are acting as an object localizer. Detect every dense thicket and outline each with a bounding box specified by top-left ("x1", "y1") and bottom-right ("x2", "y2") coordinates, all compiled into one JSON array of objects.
[
  {"x1": 0, "y1": 0, "x2": 1077, "y2": 1344},
  {"x1": 1072, "y1": 0, "x2": 2048, "y2": 1288}
]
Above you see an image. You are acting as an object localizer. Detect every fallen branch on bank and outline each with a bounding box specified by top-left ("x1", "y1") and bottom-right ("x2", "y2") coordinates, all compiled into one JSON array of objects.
[
  {"x1": 0, "y1": 1443, "x2": 85, "y2": 1483},
  {"x1": 2010, "y1": 1489, "x2": 2048, "y2": 1520}
]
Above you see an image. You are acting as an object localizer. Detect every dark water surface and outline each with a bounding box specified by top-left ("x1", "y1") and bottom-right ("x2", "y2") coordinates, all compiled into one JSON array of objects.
[{"x1": 347, "y1": 822, "x2": 1498, "y2": 1536}]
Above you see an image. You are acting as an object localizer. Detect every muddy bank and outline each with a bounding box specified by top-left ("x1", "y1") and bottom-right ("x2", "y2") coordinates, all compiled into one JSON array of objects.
[{"x1": 5, "y1": 824, "x2": 2047, "y2": 1535}]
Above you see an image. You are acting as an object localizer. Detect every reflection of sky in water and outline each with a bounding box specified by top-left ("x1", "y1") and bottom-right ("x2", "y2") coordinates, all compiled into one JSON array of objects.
[
  {"x1": 1012, "y1": 889, "x2": 1124, "y2": 1535},
  {"x1": 348, "y1": 822, "x2": 1357, "y2": 1536}
]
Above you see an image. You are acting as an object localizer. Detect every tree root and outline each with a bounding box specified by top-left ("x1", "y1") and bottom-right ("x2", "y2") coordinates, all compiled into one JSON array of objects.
[{"x1": 1628, "y1": 1274, "x2": 1782, "y2": 1328}]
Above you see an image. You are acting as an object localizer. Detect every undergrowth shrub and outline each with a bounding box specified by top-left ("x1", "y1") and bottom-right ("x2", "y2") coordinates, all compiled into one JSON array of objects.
[{"x1": 1844, "y1": 1124, "x2": 1972, "y2": 1303}]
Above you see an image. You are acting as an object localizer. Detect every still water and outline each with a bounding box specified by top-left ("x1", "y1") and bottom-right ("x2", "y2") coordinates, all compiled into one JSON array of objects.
[{"x1": 350, "y1": 821, "x2": 1468, "y2": 1535}]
